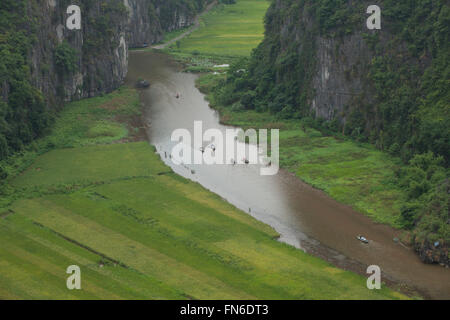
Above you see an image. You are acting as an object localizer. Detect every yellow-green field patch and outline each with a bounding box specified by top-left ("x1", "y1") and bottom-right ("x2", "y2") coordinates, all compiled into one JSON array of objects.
[{"x1": 172, "y1": 0, "x2": 270, "y2": 56}]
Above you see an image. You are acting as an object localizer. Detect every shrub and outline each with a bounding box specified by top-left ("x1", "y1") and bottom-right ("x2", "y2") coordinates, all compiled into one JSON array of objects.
[{"x1": 54, "y1": 42, "x2": 78, "y2": 75}]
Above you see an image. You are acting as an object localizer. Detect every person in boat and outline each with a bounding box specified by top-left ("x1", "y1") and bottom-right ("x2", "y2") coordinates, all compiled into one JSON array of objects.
[
  {"x1": 357, "y1": 235, "x2": 369, "y2": 243},
  {"x1": 200, "y1": 147, "x2": 205, "y2": 153},
  {"x1": 210, "y1": 144, "x2": 216, "y2": 152},
  {"x1": 176, "y1": 92, "x2": 180, "y2": 99}
]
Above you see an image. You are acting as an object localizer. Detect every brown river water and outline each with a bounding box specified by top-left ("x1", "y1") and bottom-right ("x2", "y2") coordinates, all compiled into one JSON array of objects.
[{"x1": 126, "y1": 51, "x2": 450, "y2": 299}]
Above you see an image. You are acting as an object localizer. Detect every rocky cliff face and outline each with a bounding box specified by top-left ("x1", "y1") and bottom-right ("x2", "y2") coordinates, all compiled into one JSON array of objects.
[
  {"x1": 125, "y1": 0, "x2": 206, "y2": 48},
  {"x1": 258, "y1": 0, "x2": 391, "y2": 124},
  {"x1": 311, "y1": 33, "x2": 374, "y2": 122},
  {"x1": 30, "y1": 0, "x2": 129, "y2": 104},
  {"x1": 0, "y1": 0, "x2": 209, "y2": 160},
  {"x1": 124, "y1": 0, "x2": 158, "y2": 48},
  {"x1": 30, "y1": 0, "x2": 208, "y2": 104},
  {"x1": 243, "y1": 0, "x2": 448, "y2": 159}
]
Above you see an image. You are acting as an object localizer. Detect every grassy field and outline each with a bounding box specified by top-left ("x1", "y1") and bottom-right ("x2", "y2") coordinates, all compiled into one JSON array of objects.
[
  {"x1": 197, "y1": 74, "x2": 408, "y2": 229},
  {"x1": 0, "y1": 87, "x2": 144, "y2": 209},
  {"x1": 168, "y1": 0, "x2": 269, "y2": 56},
  {"x1": 0, "y1": 86, "x2": 407, "y2": 299}
]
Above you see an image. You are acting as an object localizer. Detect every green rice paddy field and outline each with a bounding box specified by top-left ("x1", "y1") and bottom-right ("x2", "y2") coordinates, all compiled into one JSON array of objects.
[
  {"x1": 171, "y1": 0, "x2": 270, "y2": 56},
  {"x1": 0, "y1": 87, "x2": 406, "y2": 300}
]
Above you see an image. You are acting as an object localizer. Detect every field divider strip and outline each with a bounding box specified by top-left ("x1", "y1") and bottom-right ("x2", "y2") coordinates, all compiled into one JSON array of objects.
[{"x1": 31, "y1": 221, "x2": 133, "y2": 272}]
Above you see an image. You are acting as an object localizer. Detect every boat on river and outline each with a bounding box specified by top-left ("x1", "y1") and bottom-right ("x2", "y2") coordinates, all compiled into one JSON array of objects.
[{"x1": 357, "y1": 235, "x2": 369, "y2": 244}]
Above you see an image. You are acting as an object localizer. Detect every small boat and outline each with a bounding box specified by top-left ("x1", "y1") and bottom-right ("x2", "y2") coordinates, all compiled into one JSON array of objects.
[
  {"x1": 209, "y1": 144, "x2": 216, "y2": 152},
  {"x1": 176, "y1": 93, "x2": 180, "y2": 99},
  {"x1": 357, "y1": 235, "x2": 369, "y2": 244},
  {"x1": 137, "y1": 79, "x2": 150, "y2": 88}
]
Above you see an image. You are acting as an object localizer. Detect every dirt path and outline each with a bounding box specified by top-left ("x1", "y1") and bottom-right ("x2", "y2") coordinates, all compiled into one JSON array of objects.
[{"x1": 152, "y1": 1, "x2": 218, "y2": 50}]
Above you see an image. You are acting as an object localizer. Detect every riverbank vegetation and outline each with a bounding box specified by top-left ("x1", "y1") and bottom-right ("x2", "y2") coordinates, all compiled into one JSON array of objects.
[
  {"x1": 0, "y1": 86, "x2": 406, "y2": 299},
  {"x1": 197, "y1": 74, "x2": 407, "y2": 227}
]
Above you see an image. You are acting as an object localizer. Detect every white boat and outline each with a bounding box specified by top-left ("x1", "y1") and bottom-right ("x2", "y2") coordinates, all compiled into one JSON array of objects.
[{"x1": 357, "y1": 235, "x2": 369, "y2": 244}]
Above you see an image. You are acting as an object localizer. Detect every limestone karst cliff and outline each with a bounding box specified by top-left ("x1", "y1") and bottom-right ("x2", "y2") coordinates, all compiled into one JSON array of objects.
[
  {"x1": 0, "y1": 0, "x2": 210, "y2": 159},
  {"x1": 219, "y1": 0, "x2": 448, "y2": 164}
]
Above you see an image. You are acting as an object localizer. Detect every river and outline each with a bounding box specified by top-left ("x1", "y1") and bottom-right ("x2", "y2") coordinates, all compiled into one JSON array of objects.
[{"x1": 126, "y1": 50, "x2": 450, "y2": 299}]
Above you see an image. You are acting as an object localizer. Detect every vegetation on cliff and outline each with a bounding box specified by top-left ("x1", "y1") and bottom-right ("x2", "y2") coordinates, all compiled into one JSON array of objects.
[
  {"x1": 0, "y1": 0, "x2": 215, "y2": 169},
  {"x1": 0, "y1": 0, "x2": 51, "y2": 163},
  {"x1": 0, "y1": 0, "x2": 130, "y2": 167},
  {"x1": 215, "y1": 0, "x2": 449, "y2": 163}
]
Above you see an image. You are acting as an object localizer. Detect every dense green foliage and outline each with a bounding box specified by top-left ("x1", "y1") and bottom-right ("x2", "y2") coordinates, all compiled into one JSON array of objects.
[
  {"x1": 210, "y1": 0, "x2": 449, "y2": 261},
  {"x1": 0, "y1": 0, "x2": 52, "y2": 162},
  {"x1": 398, "y1": 153, "x2": 449, "y2": 246},
  {"x1": 54, "y1": 42, "x2": 78, "y2": 75}
]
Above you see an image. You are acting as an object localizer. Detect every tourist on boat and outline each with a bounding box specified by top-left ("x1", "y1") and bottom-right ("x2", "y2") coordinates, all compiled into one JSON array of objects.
[{"x1": 357, "y1": 235, "x2": 369, "y2": 243}]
